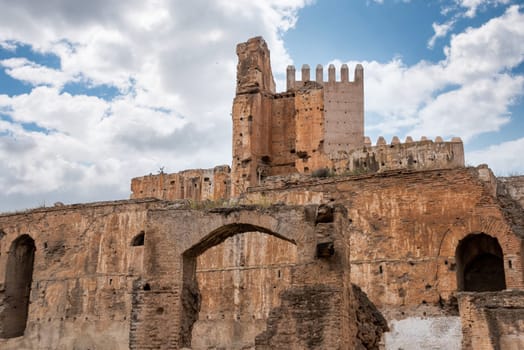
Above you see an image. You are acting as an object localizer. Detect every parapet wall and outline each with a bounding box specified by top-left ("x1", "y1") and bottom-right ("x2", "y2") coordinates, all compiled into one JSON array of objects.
[
  {"x1": 287, "y1": 64, "x2": 364, "y2": 154},
  {"x1": 130, "y1": 165, "x2": 230, "y2": 201},
  {"x1": 332, "y1": 136, "x2": 465, "y2": 175},
  {"x1": 286, "y1": 63, "x2": 363, "y2": 91}
]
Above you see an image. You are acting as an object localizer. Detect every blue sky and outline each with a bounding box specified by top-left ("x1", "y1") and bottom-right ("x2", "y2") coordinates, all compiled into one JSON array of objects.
[{"x1": 0, "y1": 0, "x2": 522, "y2": 211}]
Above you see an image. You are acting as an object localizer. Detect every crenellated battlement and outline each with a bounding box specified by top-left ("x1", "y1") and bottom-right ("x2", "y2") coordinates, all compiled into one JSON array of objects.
[
  {"x1": 331, "y1": 135, "x2": 465, "y2": 174},
  {"x1": 131, "y1": 36, "x2": 466, "y2": 200},
  {"x1": 362, "y1": 135, "x2": 463, "y2": 147},
  {"x1": 286, "y1": 63, "x2": 364, "y2": 91}
]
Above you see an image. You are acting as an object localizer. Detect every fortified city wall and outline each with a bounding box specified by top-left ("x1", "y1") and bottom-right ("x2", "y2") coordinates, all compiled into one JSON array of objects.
[{"x1": 0, "y1": 36, "x2": 523, "y2": 350}]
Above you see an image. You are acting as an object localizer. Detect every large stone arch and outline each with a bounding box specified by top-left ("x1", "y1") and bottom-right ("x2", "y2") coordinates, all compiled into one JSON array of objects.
[
  {"x1": 181, "y1": 221, "x2": 299, "y2": 348},
  {"x1": 436, "y1": 214, "x2": 523, "y2": 299},
  {"x1": 0, "y1": 234, "x2": 36, "y2": 339},
  {"x1": 129, "y1": 204, "x2": 357, "y2": 350},
  {"x1": 455, "y1": 233, "x2": 506, "y2": 292},
  {"x1": 191, "y1": 229, "x2": 298, "y2": 349},
  {"x1": 130, "y1": 206, "x2": 315, "y2": 349}
]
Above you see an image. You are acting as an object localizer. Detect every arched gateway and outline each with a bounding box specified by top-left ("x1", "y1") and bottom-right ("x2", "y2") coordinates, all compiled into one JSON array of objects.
[
  {"x1": 455, "y1": 233, "x2": 506, "y2": 292},
  {"x1": 0, "y1": 234, "x2": 36, "y2": 338},
  {"x1": 128, "y1": 204, "x2": 357, "y2": 349}
]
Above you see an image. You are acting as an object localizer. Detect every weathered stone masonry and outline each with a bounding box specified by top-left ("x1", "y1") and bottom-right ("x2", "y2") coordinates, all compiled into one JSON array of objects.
[{"x1": 0, "y1": 36, "x2": 523, "y2": 350}]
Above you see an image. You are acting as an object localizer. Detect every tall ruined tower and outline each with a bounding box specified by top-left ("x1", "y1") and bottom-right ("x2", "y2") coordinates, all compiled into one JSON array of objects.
[
  {"x1": 231, "y1": 37, "x2": 364, "y2": 197},
  {"x1": 231, "y1": 37, "x2": 276, "y2": 196}
]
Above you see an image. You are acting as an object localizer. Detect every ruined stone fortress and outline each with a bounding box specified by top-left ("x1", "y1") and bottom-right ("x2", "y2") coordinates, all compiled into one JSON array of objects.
[{"x1": 0, "y1": 36, "x2": 523, "y2": 350}]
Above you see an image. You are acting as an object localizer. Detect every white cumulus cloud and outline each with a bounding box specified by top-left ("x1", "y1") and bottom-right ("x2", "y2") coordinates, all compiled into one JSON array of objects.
[
  {"x1": 0, "y1": 0, "x2": 313, "y2": 211},
  {"x1": 336, "y1": 5, "x2": 524, "y2": 144},
  {"x1": 467, "y1": 137, "x2": 524, "y2": 175}
]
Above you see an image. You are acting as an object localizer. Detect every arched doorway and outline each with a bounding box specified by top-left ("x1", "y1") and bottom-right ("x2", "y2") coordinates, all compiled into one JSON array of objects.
[
  {"x1": 181, "y1": 224, "x2": 297, "y2": 349},
  {"x1": 0, "y1": 234, "x2": 36, "y2": 338},
  {"x1": 455, "y1": 233, "x2": 506, "y2": 292}
]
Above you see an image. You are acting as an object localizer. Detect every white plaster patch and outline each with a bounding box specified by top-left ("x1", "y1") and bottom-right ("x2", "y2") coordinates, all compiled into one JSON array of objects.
[{"x1": 384, "y1": 316, "x2": 462, "y2": 350}]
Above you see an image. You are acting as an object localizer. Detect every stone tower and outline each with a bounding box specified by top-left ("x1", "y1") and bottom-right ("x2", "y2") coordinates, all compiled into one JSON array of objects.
[{"x1": 231, "y1": 36, "x2": 364, "y2": 197}]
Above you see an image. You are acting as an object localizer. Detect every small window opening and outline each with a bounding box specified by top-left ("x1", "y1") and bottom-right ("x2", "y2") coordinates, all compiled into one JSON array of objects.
[{"x1": 131, "y1": 231, "x2": 145, "y2": 246}]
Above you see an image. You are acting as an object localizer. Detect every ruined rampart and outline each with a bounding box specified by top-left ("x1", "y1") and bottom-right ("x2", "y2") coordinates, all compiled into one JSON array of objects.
[
  {"x1": 332, "y1": 136, "x2": 465, "y2": 174},
  {"x1": 0, "y1": 36, "x2": 522, "y2": 350},
  {"x1": 0, "y1": 199, "x2": 167, "y2": 350},
  {"x1": 130, "y1": 165, "x2": 230, "y2": 201}
]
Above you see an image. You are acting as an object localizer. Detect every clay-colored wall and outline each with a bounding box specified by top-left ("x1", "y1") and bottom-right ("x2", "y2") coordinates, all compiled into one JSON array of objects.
[
  {"x1": 130, "y1": 206, "x2": 357, "y2": 349},
  {"x1": 287, "y1": 63, "x2": 364, "y2": 156},
  {"x1": 459, "y1": 291, "x2": 524, "y2": 349},
  {"x1": 0, "y1": 199, "x2": 165, "y2": 350},
  {"x1": 243, "y1": 168, "x2": 524, "y2": 328},
  {"x1": 131, "y1": 166, "x2": 230, "y2": 201},
  {"x1": 269, "y1": 93, "x2": 296, "y2": 176},
  {"x1": 231, "y1": 93, "x2": 273, "y2": 195},
  {"x1": 294, "y1": 86, "x2": 330, "y2": 174},
  {"x1": 332, "y1": 138, "x2": 465, "y2": 175},
  {"x1": 323, "y1": 65, "x2": 364, "y2": 154},
  {"x1": 192, "y1": 232, "x2": 297, "y2": 349}
]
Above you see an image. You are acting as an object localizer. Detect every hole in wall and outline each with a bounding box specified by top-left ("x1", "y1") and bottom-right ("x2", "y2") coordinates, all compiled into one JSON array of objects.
[
  {"x1": 186, "y1": 227, "x2": 297, "y2": 349},
  {"x1": 131, "y1": 231, "x2": 145, "y2": 246},
  {"x1": 455, "y1": 233, "x2": 506, "y2": 292},
  {"x1": 1, "y1": 234, "x2": 35, "y2": 338}
]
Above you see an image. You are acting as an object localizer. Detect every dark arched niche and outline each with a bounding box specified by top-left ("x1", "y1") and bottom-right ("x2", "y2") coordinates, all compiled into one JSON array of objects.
[
  {"x1": 180, "y1": 223, "x2": 297, "y2": 348},
  {"x1": 0, "y1": 234, "x2": 36, "y2": 338},
  {"x1": 131, "y1": 231, "x2": 145, "y2": 246},
  {"x1": 455, "y1": 233, "x2": 506, "y2": 292}
]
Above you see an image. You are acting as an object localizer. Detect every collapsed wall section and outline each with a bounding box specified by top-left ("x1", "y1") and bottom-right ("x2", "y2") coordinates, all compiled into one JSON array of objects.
[{"x1": 499, "y1": 176, "x2": 524, "y2": 208}]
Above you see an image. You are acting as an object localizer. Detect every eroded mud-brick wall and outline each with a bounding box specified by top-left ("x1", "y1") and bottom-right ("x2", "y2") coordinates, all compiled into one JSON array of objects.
[
  {"x1": 231, "y1": 37, "x2": 365, "y2": 195},
  {"x1": 129, "y1": 205, "x2": 362, "y2": 350},
  {"x1": 243, "y1": 166, "x2": 524, "y2": 349},
  {"x1": 0, "y1": 199, "x2": 166, "y2": 350},
  {"x1": 131, "y1": 165, "x2": 231, "y2": 202},
  {"x1": 459, "y1": 291, "x2": 524, "y2": 349}
]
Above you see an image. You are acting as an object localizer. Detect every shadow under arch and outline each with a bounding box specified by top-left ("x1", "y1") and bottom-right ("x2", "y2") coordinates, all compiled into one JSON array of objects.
[
  {"x1": 455, "y1": 233, "x2": 506, "y2": 292},
  {"x1": 0, "y1": 234, "x2": 36, "y2": 338},
  {"x1": 180, "y1": 223, "x2": 298, "y2": 348}
]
